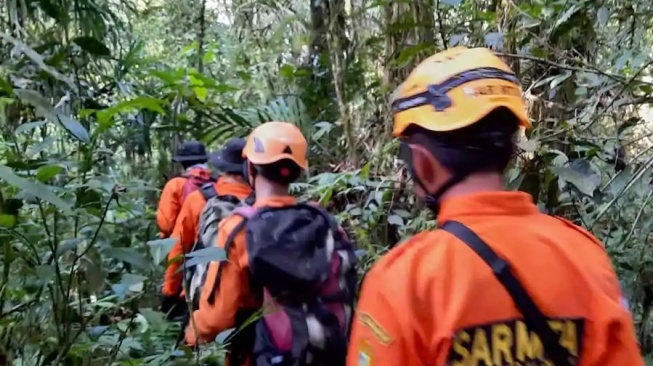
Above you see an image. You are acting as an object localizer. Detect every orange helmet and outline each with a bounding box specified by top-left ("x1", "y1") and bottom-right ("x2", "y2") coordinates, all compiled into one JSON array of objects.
[
  {"x1": 242, "y1": 121, "x2": 309, "y2": 170},
  {"x1": 391, "y1": 46, "x2": 530, "y2": 137}
]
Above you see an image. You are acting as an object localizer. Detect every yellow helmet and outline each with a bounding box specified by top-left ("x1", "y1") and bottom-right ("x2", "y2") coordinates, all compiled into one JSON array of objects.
[
  {"x1": 391, "y1": 46, "x2": 530, "y2": 137},
  {"x1": 242, "y1": 121, "x2": 309, "y2": 170}
]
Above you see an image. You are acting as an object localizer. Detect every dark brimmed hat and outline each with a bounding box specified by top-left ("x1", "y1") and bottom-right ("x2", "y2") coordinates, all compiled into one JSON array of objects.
[
  {"x1": 172, "y1": 140, "x2": 209, "y2": 163},
  {"x1": 209, "y1": 138, "x2": 247, "y2": 174}
]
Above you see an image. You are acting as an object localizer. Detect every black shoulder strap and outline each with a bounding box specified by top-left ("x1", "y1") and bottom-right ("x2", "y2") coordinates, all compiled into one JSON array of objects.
[
  {"x1": 207, "y1": 215, "x2": 250, "y2": 305},
  {"x1": 244, "y1": 191, "x2": 256, "y2": 205},
  {"x1": 441, "y1": 220, "x2": 575, "y2": 366},
  {"x1": 199, "y1": 182, "x2": 217, "y2": 201}
]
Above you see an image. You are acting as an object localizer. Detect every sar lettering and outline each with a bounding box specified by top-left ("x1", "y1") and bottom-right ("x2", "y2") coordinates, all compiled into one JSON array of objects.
[{"x1": 448, "y1": 318, "x2": 584, "y2": 366}]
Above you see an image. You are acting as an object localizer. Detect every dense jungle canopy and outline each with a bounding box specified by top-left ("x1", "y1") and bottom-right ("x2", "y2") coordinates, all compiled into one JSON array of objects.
[{"x1": 2, "y1": 0, "x2": 653, "y2": 364}]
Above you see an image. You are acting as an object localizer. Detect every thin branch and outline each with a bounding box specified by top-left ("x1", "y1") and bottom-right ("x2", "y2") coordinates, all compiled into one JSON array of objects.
[{"x1": 496, "y1": 52, "x2": 653, "y2": 86}]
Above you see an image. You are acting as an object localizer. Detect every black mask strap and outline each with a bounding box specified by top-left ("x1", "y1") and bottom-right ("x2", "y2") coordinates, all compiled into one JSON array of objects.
[
  {"x1": 423, "y1": 172, "x2": 468, "y2": 216},
  {"x1": 400, "y1": 141, "x2": 470, "y2": 217},
  {"x1": 243, "y1": 160, "x2": 257, "y2": 188}
]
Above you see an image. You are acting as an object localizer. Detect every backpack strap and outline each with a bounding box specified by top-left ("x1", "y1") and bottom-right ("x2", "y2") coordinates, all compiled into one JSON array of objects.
[
  {"x1": 199, "y1": 182, "x2": 217, "y2": 201},
  {"x1": 441, "y1": 220, "x2": 576, "y2": 366},
  {"x1": 206, "y1": 207, "x2": 258, "y2": 305}
]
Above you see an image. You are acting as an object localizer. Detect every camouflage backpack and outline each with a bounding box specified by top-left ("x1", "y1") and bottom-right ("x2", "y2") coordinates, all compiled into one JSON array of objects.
[{"x1": 184, "y1": 182, "x2": 253, "y2": 310}]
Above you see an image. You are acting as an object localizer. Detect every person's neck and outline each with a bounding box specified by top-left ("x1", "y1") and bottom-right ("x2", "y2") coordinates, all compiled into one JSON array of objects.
[
  {"x1": 254, "y1": 179, "x2": 289, "y2": 199},
  {"x1": 439, "y1": 172, "x2": 505, "y2": 201}
]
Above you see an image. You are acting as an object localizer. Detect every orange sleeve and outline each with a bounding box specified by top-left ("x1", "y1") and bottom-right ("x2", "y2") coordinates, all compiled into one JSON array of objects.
[
  {"x1": 346, "y1": 267, "x2": 423, "y2": 366},
  {"x1": 184, "y1": 216, "x2": 249, "y2": 345},
  {"x1": 156, "y1": 178, "x2": 183, "y2": 237},
  {"x1": 585, "y1": 250, "x2": 644, "y2": 365},
  {"x1": 163, "y1": 193, "x2": 201, "y2": 296}
]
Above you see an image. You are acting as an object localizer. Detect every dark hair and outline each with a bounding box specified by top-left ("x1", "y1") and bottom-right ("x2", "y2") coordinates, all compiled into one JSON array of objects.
[
  {"x1": 181, "y1": 159, "x2": 207, "y2": 170},
  {"x1": 405, "y1": 107, "x2": 520, "y2": 174},
  {"x1": 254, "y1": 159, "x2": 302, "y2": 185}
]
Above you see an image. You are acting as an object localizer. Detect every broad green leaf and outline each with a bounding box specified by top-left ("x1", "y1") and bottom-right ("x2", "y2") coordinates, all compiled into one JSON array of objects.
[
  {"x1": 139, "y1": 308, "x2": 167, "y2": 331},
  {"x1": 58, "y1": 116, "x2": 89, "y2": 142},
  {"x1": 15, "y1": 121, "x2": 46, "y2": 134},
  {"x1": 553, "y1": 5, "x2": 580, "y2": 29},
  {"x1": 193, "y1": 87, "x2": 208, "y2": 102},
  {"x1": 553, "y1": 159, "x2": 601, "y2": 196},
  {"x1": 0, "y1": 164, "x2": 72, "y2": 214},
  {"x1": 184, "y1": 246, "x2": 226, "y2": 268},
  {"x1": 72, "y1": 37, "x2": 111, "y2": 57},
  {"x1": 147, "y1": 237, "x2": 177, "y2": 265},
  {"x1": 279, "y1": 64, "x2": 295, "y2": 79},
  {"x1": 56, "y1": 238, "x2": 85, "y2": 256},
  {"x1": 215, "y1": 328, "x2": 236, "y2": 344},
  {"x1": 15, "y1": 89, "x2": 90, "y2": 142},
  {"x1": 549, "y1": 72, "x2": 571, "y2": 90},
  {"x1": 484, "y1": 32, "x2": 503, "y2": 49},
  {"x1": 120, "y1": 273, "x2": 147, "y2": 293},
  {"x1": 0, "y1": 214, "x2": 16, "y2": 227},
  {"x1": 387, "y1": 214, "x2": 404, "y2": 226},
  {"x1": 104, "y1": 248, "x2": 150, "y2": 270},
  {"x1": 0, "y1": 76, "x2": 13, "y2": 94},
  {"x1": 597, "y1": 7, "x2": 609, "y2": 27},
  {"x1": 36, "y1": 165, "x2": 63, "y2": 182},
  {"x1": 516, "y1": 139, "x2": 538, "y2": 152}
]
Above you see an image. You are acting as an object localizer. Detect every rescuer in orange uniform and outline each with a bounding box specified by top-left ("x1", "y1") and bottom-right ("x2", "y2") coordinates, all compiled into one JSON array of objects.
[
  {"x1": 347, "y1": 46, "x2": 643, "y2": 366},
  {"x1": 161, "y1": 138, "x2": 253, "y2": 318},
  {"x1": 184, "y1": 122, "x2": 309, "y2": 365},
  {"x1": 156, "y1": 140, "x2": 212, "y2": 238}
]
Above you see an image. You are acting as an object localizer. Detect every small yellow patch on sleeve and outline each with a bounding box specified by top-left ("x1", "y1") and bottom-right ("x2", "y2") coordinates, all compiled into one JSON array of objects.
[{"x1": 358, "y1": 312, "x2": 393, "y2": 346}]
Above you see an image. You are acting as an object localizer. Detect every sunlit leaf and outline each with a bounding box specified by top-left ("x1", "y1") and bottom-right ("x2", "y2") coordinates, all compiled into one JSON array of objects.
[
  {"x1": 0, "y1": 214, "x2": 16, "y2": 227},
  {"x1": 36, "y1": 165, "x2": 63, "y2": 182},
  {"x1": 193, "y1": 87, "x2": 208, "y2": 101},
  {"x1": 280, "y1": 64, "x2": 295, "y2": 79},
  {"x1": 15, "y1": 121, "x2": 46, "y2": 134}
]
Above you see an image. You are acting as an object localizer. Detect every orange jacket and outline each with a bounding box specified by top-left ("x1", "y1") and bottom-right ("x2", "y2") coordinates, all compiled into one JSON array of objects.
[
  {"x1": 347, "y1": 191, "x2": 642, "y2": 366},
  {"x1": 184, "y1": 196, "x2": 297, "y2": 360},
  {"x1": 162, "y1": 176, "x2": 253, "y2": 297},
  {"x1": 156, "y1": 165, "x2": 210, "y2": 238}
]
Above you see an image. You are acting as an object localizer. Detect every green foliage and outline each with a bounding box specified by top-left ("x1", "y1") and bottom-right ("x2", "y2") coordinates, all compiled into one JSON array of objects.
[{"x1": 2, "y1": 0, "x2": 653, "y2": 363}]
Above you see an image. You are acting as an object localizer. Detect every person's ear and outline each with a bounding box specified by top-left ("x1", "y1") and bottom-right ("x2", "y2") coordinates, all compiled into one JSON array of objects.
[{"x1": 409, "y1": 144, "x2": 444, "y2": 192}]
